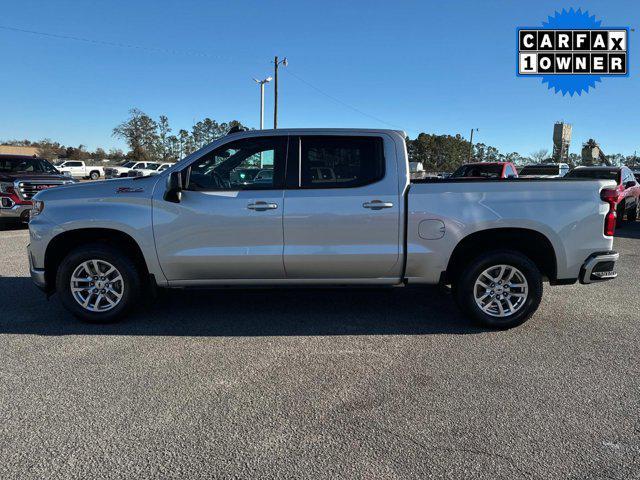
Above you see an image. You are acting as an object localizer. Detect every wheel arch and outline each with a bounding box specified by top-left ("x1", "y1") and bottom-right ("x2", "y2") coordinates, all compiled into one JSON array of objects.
[
  {"x1": 44, "y1": 228, "x2": 149, "y2": 293},
  {"x1": 445, "y1": 228, "x2": 558, "y2": 284}
]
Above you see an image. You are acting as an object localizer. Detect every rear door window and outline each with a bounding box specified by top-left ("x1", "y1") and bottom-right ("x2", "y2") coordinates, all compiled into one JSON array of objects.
[{"x1": 293, "y1": 136, "x2": 385, "y2": 189}]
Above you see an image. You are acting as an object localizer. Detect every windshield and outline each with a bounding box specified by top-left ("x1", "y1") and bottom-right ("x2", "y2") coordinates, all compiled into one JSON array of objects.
[
  {"x1": 519, "y1": 165, "x2": 558, "y2": 175},
  {"x1": 122, "y1": 161, "x2": 135, "y2": 168},
  {"x1": 0, "y1": 157, "x2": 58, "y2": 174},
  {"x1": 451, "y1": 164, "x2": 503, "y2": 179},
  {"x1": 565, "y1": 169, "x2": 620, "y2": 182}
]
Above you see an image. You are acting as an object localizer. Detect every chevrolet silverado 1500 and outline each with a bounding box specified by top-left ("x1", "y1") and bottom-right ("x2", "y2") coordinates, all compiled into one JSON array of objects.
[{"x1": 28, "y1": 129, "x2": 619, "y2": 328}]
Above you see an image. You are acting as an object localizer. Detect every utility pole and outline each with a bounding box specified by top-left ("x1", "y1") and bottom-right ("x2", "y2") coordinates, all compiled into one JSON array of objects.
[
  {"x1": 468, "y1": 128, "x2": 478, "y2": 161},
  {"x1": 253, "y1": 76, "x2": 272, "y2": 130},
  {"x1": 273, "y1": 56, "x2": 287, "y2": 129}
]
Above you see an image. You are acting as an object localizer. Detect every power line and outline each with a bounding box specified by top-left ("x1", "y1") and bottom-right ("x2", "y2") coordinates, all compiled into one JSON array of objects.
[
  {"x1": 0, "y1": 24, "x2": 409, "y2": 132},
  {"x1": 283, "y1": 69, "x2": 406, "y2": 131},
  {"x1": 0, "y1": 24, "x2": 236, "y2": 60}
]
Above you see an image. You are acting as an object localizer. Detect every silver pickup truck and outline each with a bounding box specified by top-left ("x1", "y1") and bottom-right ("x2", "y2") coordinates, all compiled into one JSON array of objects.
[{"x1": 27, "y1": 129, "x2": 619, "y2": 328}]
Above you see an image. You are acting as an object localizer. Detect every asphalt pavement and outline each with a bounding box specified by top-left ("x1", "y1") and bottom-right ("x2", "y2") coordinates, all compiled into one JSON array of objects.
[{"x1": 0, "y1": 220, "x2": 638, "y2": 479}]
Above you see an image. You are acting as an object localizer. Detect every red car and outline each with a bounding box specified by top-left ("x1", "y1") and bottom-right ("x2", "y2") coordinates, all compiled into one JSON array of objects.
[
  {"x1": 565, "y1": 166, "x2": 640, "y2": 224},
  {"x1": 450, "y1": 162, "x2": 518, "y2": 179}
]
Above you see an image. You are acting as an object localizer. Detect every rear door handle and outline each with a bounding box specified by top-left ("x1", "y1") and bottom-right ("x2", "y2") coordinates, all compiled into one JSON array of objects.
[
  {"x1": 363, "y1": 200, "x2": 394, "y2": 210},
  {"x1": 247, "y1": 201, "x2": 278, "y2": 211}
]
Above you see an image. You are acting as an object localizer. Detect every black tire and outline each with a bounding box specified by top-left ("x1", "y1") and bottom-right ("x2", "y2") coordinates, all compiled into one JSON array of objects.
[
  {"x1": 56, "y1": 243, "x2": 141, "y2": 323},
  {"x1": 454, "y1": 250, "x2": 543, "y2": 329},
  {"x1": 627, "y1": 202, "x2": 638, "y2": 222},
  {"x1": 616, "y1": 201, "x2": 626, "y2": 225},
  {"x1": 89, "y1": 171, "x2": 100, "y2": 180}
]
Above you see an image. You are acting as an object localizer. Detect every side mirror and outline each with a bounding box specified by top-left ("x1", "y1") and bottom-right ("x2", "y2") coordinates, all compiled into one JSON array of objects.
[
  {"x1": 164, "y1": 171, "x2": 183, "y2": 203},
  {"x1": 625, "y1": 181, "x2": 636, "y2": 189}
]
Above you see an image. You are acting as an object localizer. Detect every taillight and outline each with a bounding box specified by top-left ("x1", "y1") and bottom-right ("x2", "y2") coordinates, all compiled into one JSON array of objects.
[
  {"x1": 604, "y1": 210, "x2": 616, "y2": 236},
  {"x1": 600, "y1": 188, "x2": 618, "y2": 236}
]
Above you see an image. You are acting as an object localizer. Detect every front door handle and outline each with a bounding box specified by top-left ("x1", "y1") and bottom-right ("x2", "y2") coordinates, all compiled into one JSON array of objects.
[
  {"x1": 363, "y1": 200, "x2": 394, "y2": 210},
  {"x1": 247, "y1": 201, "x2": 278, "y2": 211}
]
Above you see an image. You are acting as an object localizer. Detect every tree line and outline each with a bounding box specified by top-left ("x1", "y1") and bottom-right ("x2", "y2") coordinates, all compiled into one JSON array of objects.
[
  {"x1": 111, "y1": 108, "x2": 248, "y2": 163},
  {"x1": 2, "y1": 108, "x2": 638, "y2": 170},
  {"x1": 406, "y1": 134, "x2": 638, "y2": 172}
]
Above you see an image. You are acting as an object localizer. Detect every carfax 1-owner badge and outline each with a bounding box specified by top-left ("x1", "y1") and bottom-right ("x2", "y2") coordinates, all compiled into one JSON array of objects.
[{"x1": 517, "y1": 8, "x2": 629, "y2": 95}]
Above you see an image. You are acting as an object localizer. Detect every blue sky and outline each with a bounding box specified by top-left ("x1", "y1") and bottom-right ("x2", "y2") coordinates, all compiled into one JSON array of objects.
[{"x1": 1, "y1": 0, "x2": 638, "y2": 156}]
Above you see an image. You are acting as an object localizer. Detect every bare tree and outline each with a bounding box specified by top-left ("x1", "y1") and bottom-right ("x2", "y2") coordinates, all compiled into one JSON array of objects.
[{"x1": 530, "y1": 149, "x2": 549, "y2": 164}]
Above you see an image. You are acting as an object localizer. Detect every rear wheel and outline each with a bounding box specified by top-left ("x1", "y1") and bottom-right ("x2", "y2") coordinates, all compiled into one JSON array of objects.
[
  {"x1": 454, "y1": 251, "x2": 543, "y2": 329},
  {"x1": 617, "y1": 201, "x2": 626, "y2": 225},
  {"x1": 90, "y1": 171, "x2": 100, "y2": 180},
  {"x1": 56, "y1": 243, "x2": 140, "y2": 323},
  {"x1": 627, "y1": 202, "x2": 638, "y2": 222}
]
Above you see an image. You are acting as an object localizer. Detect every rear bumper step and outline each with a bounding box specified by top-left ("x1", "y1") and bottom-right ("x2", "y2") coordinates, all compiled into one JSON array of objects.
[{"x1": 579, "y1": 251, "x2": 619, "y2": 284}]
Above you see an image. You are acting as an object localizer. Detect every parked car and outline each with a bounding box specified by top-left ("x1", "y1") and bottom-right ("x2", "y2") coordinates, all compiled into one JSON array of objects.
[
  {"x1": 0, "y1": 154, "x2": 76, "y2": 222},
  {"x1": 518, "y1": 163, "x2": 570, "y2": 178},
  {"x1": 127, "y1": 162, "x2": 175, "y2": 177},
  {"x1": 104, "y1": 161, "x2": 159, "y2": 179},
  {"x1": 229, "y1": 168, "x2": 261, "y2": 186},
  {"x1": 565, "y1": 166, "x2": 640, "y2": 222},
  {"x1": 450, "y1": 162, "x2": 518, "y2": 179},
  {"x1": 252, "y1": 169, "x2": 274, "y2": 185},
  {"x1": 29, "y1": 129, "x2": 618, "y2": 329},
  {"x1": 58, "y1": 161, "x2": 105, "y2": 180}
]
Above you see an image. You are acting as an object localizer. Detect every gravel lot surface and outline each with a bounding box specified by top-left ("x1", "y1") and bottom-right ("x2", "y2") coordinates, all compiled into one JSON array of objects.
[{"x1": 1, "y1": 220, "x2": 638, "y2": 479}]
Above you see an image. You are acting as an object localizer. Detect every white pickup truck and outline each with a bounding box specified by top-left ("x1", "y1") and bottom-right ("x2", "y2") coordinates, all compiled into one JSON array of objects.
[
  {"x1": 104, "y1": 161, "x2": 158, "y2": 179},
  {"x1": 28, "y1": 129, "x2": 619, "y2": 328},
  {"x1": 58, "y1": 161, "x2": 105, "y2": 180}
]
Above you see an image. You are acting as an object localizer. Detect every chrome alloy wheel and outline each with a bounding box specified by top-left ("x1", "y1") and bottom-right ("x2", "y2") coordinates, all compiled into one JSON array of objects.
[
  {"x1": 473, "y1": 264, "x2": 528, "y2": 318},
  {"x1": 70, "y1": 260, "x2": 125, "y2": 313}
]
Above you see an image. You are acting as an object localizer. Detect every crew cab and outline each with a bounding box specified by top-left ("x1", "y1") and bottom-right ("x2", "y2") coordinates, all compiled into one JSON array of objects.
[
  {"x1": 58, "y1": 161, "x2": 105, "y2": 180},
  {"x1": 28, "y1": 129, "x2": 619, "y2": 328},
  {"x1": 565, "y1": 166, "x2": 640, "y2": 223},
  {"x1": 450, "y1": 162, "x2": 518, "y2": 179},
  {"x1": 0, "y1": 155, "x2": 75, "y2": 222}
]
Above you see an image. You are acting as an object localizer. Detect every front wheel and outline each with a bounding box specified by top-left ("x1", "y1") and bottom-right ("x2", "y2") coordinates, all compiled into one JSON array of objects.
[
  {"x1": 56, "y1": 243, "x2": 141, "y2": 323},
  {"x1": 454, "y1": 251, "x2": 543, "y2": 329}
]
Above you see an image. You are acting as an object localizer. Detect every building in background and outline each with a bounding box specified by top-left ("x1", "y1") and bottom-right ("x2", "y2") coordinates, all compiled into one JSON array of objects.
[
  {"x1": 581, "y1": 139, "x2": 609, "y2": 166},
  {"x1": 552, "y1": 122, "x2": 572, "y2": 162}
]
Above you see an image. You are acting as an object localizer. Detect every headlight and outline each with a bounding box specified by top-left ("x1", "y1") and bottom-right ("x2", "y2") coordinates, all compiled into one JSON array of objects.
[
  {"x1": 30, "y1": 200, "x2": 45, "y2": 218},
  {"x1": 0, "y1": 181, "x2": 15, "y2": 194}
]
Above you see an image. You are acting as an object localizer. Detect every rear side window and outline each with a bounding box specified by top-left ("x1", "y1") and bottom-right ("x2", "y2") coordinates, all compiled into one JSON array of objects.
[{"x1": 298, "y1": 136, "x2": 384, "y2": 188}]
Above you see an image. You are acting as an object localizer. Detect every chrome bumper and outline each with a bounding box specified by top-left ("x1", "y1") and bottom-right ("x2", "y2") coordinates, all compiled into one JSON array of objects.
[
  {"x1": 0, "y1": 202, "x2": 31, "y2": 221},
  {"x1": 579, "y1": 251, "x2": 619, "y2": 284}
]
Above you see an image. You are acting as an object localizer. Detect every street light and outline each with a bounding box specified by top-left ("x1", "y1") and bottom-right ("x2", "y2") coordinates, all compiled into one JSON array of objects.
[
  {"x1": 253, "y1": 76, "x2": 272, "y2": 130},
  {"x1": 273, "y1": 56, "x2": 287, "y2": 129}
]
